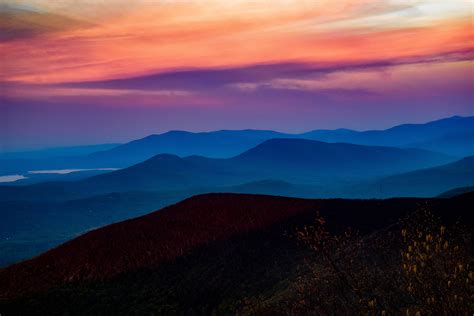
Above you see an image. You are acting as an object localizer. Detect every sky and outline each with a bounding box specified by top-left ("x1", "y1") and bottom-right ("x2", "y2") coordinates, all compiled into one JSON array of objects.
[{"x1": 0, "y1": 0, "x2": 473, "y2": 150}]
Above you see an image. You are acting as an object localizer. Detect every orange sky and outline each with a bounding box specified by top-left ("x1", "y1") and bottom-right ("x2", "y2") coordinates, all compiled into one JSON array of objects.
[
  {"x1": 1, "y1": 0, "x2": 473, "y2": 149},
  {"x1": 1, "y1": 0, "x2": 473, "y2": 84}
]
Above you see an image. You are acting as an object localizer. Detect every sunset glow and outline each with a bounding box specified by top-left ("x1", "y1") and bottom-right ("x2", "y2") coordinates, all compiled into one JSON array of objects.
[{"x1": 1, "y1": 0, "x2": 473, "y2": 149}]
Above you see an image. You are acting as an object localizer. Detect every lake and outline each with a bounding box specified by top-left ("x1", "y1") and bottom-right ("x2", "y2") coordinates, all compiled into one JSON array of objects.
[
  {"x1": 0, "y1": 168, "x2": 120, "y2": 183},
  {"x1": 0, "y1": 175, "x2": 27, "y2": 183}
]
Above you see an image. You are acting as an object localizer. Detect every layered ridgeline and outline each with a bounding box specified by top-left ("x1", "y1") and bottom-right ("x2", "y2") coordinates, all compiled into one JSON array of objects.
[
  {"x1": 373, "y1": 156, "x2": 474, "y2": 197},
  {"x1": 0, "y1": 139, "x2": 453, "y2": 202},
  {"x1": 79, "y1": 115, "x2": 474, "y2": 161},
  {"x1": 92, "y1": 115, "x2": 474, "y2": 166},
  {"x1": 3, "y1": 153, "x2": 473, "y2": 267},
  {"x1": 0, "y1": 192, "x2": 472, "y2": 314},
  {"x1": 1, "y1": 139, "x2": 472, "y2": 268},
  {"x1": 302, "y1": 115, "x2": 474, "y2": 154},
  {"x1": 2, "y1": 116, "x2": 473, "y2": 175}
]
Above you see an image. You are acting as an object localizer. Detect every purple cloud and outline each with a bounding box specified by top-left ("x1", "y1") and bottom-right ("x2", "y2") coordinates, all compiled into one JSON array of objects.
[{"x1": 59, "y1": 48, "x2": 473, "y2": 92}]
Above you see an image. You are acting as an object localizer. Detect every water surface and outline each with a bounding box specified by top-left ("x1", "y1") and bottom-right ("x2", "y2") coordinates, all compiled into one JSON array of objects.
[
  {"x1": 28, "y1": 168, "x2": 119, "y2": 175},
  {"x1": 0, "y1": 175, "x2": 27, "y2": 183},
  {"x1": 0, "y1": 168, "x2": 120, "y2": 183}
]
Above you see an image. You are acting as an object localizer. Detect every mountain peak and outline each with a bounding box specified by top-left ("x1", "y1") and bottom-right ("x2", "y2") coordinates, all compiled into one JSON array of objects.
[
  {"x1": 161, "y1": 130, "x2": 194, "y2": 136},
  {"x1": 143, "y1": 153, "x2": 182, "y2": 162}
]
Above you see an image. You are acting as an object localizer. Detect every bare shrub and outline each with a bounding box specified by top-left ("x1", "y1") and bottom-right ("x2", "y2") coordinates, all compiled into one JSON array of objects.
[{"x1": 240, "y1": 210, "x2": 473, "y2": 315}]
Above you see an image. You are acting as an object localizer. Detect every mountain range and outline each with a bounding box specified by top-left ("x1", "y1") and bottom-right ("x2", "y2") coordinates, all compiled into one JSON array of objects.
[
  {"x1": 0, "y1": 138, "x2": 453, "y2": 202},
  {"x1": 1, "y1": 116, "x2": 473, "y2": 175},
  {"x1": 302, "y1": 115, "x2": 474, "y2": 149},
  {"x1": 1, "y1": 139, "x2": 471, "y2": 266},
  {"x1": 1, "y1": 116, "x2": 473, "y2": 269},
  {"x1": 372, "y1": 155, "x2": 474, "y2": 197},
  {"x1": 86, "y1": 115, "x2": 474, "y2": 165}
]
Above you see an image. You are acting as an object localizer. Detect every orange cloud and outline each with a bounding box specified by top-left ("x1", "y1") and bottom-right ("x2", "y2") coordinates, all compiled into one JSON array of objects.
[{"x1": 1, "y1": 0, "x2": 472, "y2": 86}]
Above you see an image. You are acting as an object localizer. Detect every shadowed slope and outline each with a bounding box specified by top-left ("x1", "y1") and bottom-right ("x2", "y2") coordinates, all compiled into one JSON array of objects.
[
  {"x1": 1, "y1": 192, "x2": 472, "y2": 304},
  {"x1": 0, "y1": 194, "x2": 318, "y2": 299}
]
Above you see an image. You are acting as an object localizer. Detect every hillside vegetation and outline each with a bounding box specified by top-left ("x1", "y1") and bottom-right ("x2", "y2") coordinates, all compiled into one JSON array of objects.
[{"x1": 1, "y1": 192, "x2": 472, "y2": 314}]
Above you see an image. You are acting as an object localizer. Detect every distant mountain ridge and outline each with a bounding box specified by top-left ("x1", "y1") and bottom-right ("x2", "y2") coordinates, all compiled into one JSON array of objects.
[
  {"x1": 373, "y1": 156, "x2": 474, "y2": 197},
  {"x1": 0, "y1": 138, "x2": 454, "y2": 202},
  {"x1": 88, "y1": 129, "x2": 293, "y2": 163},
  {"x1": 231, "y1": 138, "x2": 452, "y2": 181},
  {"x1": 1, "y1": 116, "x2": 472, "y2": 175},
  {"x1": 303, "y1": 115, "x2": 474, "y2": 149},
  {"x1": 91, "y1": 115, "x2": 474, "y2": 165},
  {"x1": 403, "y1": 130, "x2": 474, "y2": 157}
]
